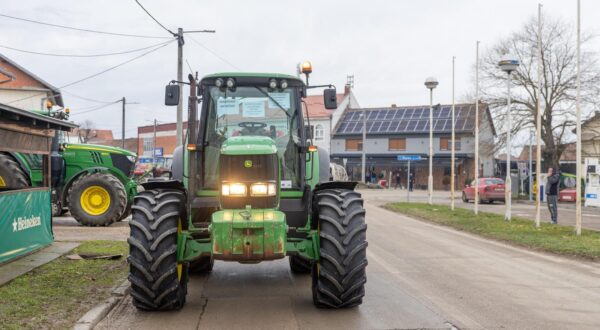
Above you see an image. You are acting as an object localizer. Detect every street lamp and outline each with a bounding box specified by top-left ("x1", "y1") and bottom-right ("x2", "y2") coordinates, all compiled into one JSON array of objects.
[
  {"x1": 425, "y1": 77, "x2": 439, "y2": 205},
  {"x1": 499, "y1": 54, "x2": 519, "y2": 221}
]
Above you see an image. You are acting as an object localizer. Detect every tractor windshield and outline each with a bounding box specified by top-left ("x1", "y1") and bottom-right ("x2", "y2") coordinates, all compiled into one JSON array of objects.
[{"x1": 203, "y1": 86, "x2": 301, "y2": 189}]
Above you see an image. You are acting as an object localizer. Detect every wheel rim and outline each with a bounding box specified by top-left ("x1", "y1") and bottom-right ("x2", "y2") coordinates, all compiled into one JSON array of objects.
[
  {"x1": 0, "y1": 176, "x2": 5, "y2": 187},
  {"x1": 80, "y1": 186, "x2": 111, "y2": 215}
]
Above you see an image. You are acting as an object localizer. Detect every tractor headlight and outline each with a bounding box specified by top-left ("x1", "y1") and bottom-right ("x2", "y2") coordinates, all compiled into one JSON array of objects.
[
  {"x1": 221, "y1": 182, "x2": 247, "y2": 197},
  {"x1": 250, "y1": 182, "x2": 276, "y2": 197},
  {"x1": 126, "y1": 155, "x2": 136, "y2": 163}
]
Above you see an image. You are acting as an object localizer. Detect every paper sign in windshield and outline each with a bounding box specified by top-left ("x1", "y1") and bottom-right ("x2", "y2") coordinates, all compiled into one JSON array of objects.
[
  {"x1": 242, "y1": 100, "x2": 266, "y2": 117},
  {"x1": 268, "y1": 93, "x2": 290, "y2": 110},
  {"x1": 217, "y1": 98, "x2": 238, "y2": 115}
]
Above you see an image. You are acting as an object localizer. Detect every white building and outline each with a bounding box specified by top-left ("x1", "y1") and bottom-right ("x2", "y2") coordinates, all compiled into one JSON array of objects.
[{"x1": 304, "y1": 84, "x2": 360, "y2": 155}]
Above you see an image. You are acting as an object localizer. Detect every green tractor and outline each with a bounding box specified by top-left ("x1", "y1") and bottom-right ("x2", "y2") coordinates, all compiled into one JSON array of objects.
[
  {"x1": 127, "y1": 71, "x2": 368, "y2": 310},
  {"x1": 0, "y1": 109, "x2": 138, "y2": 226}
]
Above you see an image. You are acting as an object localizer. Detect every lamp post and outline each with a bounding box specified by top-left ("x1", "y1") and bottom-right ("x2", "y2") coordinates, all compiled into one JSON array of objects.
[
  {"x1": 425, "y1": 77, "x2": 439, "y2": 205},
  {"x1": 499, "y1": 55, "x2": 519, "y2": 221},
  {"x1": 451, "y1": 57, "x2": 456, "y2": 210}
]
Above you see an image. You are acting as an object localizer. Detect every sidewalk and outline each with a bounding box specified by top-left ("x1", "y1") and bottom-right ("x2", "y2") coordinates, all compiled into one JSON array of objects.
[{"x1": 0, "y1": 242, "x2": 79, "y2": 286}]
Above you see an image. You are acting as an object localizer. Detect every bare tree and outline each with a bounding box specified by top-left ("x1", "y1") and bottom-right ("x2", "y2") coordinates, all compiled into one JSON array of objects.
[
  {"x1": 77, "y1": 120, "x2": 96, "y2": 143},
  {"x1": 479, "y1": 14, "x2": 600, "y2": 169}
]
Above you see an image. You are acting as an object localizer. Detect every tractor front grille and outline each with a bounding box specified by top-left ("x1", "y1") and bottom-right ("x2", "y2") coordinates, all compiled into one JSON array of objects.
[{"x1": 219, "y1": 154, "x2": 278, "y2": 209}]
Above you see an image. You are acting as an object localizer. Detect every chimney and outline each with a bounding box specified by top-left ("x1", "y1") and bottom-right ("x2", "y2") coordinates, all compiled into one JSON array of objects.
[
  {"x1": 391, "y1": 104, "x2": 397, "y2": 108},
  {"x1": 344, "y1": 84, "x2": 351, "y2": 95}
]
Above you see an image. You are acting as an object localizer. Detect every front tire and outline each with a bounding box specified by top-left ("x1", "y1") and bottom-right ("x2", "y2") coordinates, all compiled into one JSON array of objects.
[
  {"x1": 289, "y1": 255, "x2": 312, "y2": 274},
  {"x1": 68, "y1": 173, "x2": 127, "y2": 226},
  {"x1": 128, "y1": 189, "x2": 188, "y2": 310},
  {"x1": 312, "y1": 189, "x2": 368, "y2": 308}
]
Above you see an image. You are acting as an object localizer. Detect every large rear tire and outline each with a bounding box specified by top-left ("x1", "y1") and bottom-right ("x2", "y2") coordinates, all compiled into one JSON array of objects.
[
  {"x1": 0, "y1": 153, "x2": 29, "y2": 189},
  {"x1": 68, "y1": 173, "x2": 127, "y2": 226},
  {"x1": 312, "y1": 189, "x2": 368, "y2": 308},
  {"x1": 128, "y1": 189, "x2": 188, "y2": 310},
  {"x1": 289, "y1": 255, "x2": 312, "y2": 274}
]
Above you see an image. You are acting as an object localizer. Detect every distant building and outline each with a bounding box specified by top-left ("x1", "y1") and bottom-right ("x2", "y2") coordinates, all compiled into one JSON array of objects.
[
  {"x1": 581, "y1": 110, "x2": 600, "y2": 159},
  {"x1": 331, "y1": 103, "x2": 496, "y2": 190},
  {"x1": 137, "y1": 122, "x2": 188, "y2": 159},
  {"x1": 0, "y1": 53, "x2": 63, "y2": 110},
  {"x1": 304, "y1": 84, "x2": 360, "y2": 154}
]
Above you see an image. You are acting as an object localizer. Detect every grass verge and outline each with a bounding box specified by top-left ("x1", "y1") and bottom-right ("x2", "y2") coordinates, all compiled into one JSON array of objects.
[
  {"x1": 0, "y1": 240, "x2": 128, "y2": 330},
  {"x1": 383, "y1": 202, "x2": 600, "y2": 260}
]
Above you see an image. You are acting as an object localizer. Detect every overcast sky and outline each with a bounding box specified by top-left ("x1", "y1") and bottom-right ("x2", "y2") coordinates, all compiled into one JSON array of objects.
[{"x1": 1, "y1": 0, "x2": 598, "y2": 140}]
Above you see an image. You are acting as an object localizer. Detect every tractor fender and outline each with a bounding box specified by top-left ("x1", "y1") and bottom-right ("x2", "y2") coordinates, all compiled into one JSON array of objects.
[
  {"x1": 171, "y1": 145, "x2": 184, "y2": 182},
  {"x1": 316, "y1": 147, "x2": 331, "y2": 184},
  {"x1": 314, "y1": 181, "x2": 358, "y2": 192},
  {"x1": 141, "y1": 179, "x2": 186, "y2": 192}
]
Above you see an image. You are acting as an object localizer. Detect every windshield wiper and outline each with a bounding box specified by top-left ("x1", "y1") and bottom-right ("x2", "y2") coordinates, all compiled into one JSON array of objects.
[{"x1": 253, "y1": 86, "x2": 290, "y2": 118}]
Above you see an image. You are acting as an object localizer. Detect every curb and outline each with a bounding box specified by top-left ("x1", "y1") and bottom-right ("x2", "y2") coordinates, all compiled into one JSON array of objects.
[{"x1": 73, "y1": 279, "x2": 129, "y2": 330}]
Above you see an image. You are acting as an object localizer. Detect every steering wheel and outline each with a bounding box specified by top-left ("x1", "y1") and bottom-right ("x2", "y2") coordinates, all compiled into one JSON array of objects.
[
  {"x1": 238, "y1": 122, "x2": 267, "y2": 129},
  {"x1": 238, "y1": 121, "x2": 268, "y2": 135}
]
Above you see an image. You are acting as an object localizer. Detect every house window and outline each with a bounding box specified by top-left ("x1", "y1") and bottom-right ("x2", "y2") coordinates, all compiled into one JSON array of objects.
[
  {"x1": 440, "y1": 137, "x2": 461, "y2": 151},
  {"x1": 346, "y1": 139, "x2": 363, "y2": 151},
  {"x1": 388, "y1": 138, "x2": 406, "y2": 151},
  {"x1": 143, "y1": 137, "x2": 153, "y2": 156},
  {"x1": 315, "y1": 124, "x2": 324, "y2": 141}
]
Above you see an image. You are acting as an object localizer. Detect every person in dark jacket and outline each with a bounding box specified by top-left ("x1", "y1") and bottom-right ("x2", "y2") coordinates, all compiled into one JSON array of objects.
[{"x1": 546, "y1": 167, "x2": 560, "y2": 224}]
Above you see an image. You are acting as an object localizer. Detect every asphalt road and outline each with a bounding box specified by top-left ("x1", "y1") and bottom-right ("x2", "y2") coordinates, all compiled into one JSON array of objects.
[{"x1": 92, "y1": 196, "x2": 600, "y2": 330}]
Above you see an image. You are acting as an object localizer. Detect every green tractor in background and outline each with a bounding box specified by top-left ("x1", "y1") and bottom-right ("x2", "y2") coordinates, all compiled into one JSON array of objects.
[
  {"x1": 127, "y1": 70, "x2": 368, "y2": 310},
  {"x1": 0, "y1": 108, "x2": 138, "y2": 226}
]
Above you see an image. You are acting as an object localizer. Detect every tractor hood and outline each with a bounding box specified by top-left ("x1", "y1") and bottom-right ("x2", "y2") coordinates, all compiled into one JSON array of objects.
[
  {"x1": 220, "y1": 136, "x2": 277, "y2": 155},
  {"x1": 65, "y1": 143, "x2": 137, "y2": 158}
]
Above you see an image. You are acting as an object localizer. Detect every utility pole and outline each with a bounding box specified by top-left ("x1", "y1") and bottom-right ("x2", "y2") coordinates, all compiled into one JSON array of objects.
[
  {"x1": 176, "y1": 28, "x2": 184, "y2": 148},
  {"x1": 475, "y1": 41, "x2": 480, "y2": 215},
  {"x1": 175, "y1": 28, "x2": 215, "y2": 148},
  {"x1": 361, "y1": 108, "x2": 367, "y2": 184},
  {"x1": 451, "y1": 56, "x2": 456, "y2": 210},
  {"x1": 529, "y1": 130, "x2": 533, "y2": 201},
  {"x1": 153, "y1": 119, "x2": 157, "y2": 165},
  {"x1": 535, "y1": 3, "x2": 543, "y2": 229},
  {"x1": 118, "y1": 98, "x2": 139, "y2": 150},
  {"x1": 575, "y1": 0, "x2": 582, "y2": 236},
  {"x1": 121, "y1": 97, "x2": 126, "y2": 149}
]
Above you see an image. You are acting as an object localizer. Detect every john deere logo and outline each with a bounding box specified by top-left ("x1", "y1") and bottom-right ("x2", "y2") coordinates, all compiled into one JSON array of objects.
[{"x1": 244, "y1": 160, "x2": 252, "y2": 168}]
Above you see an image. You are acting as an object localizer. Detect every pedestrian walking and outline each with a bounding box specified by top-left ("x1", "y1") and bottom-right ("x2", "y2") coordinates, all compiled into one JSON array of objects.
[
  {"x1": 546, "y1": 167, "x2": 560, "y2": 224},
  {"x1": 394, "y1": 172, "x2": 401, "y2": 189},
  {"x1": 409, "y1": 173, "x2": 414, "y2": 192}
]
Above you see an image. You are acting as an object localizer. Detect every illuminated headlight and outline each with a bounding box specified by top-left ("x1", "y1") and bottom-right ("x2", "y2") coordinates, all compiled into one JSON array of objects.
[
  {"x1": 268, "y1": 79, "x2": 277, "y2": 89},
  {"x1": 250, "y1": 182, "x2": 276, "y2": 197},
  {"x1": 126, "y1": 155, "x2": 136, "y2": 163},
  {"x1": 215, "y1": 78, "x2": 224, "y2": 87},
  {"x1": 280, "y1": 79, "x2": 288, "y2": 89},
  {"x1": 222, "y1": 182, "x2": 246, "y2": 197},
  {"x1": 226, "y1": 78, "x2": 236, "y2": 88}
]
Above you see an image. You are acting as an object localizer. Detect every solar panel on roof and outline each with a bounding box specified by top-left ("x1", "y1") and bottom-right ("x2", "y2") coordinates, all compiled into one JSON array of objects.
[
  {"x1": 390, "y1": 120, "x2": 400, "y2": 131},
  {"x1": 377, "y1": 112, "x2": 386, "y2": 120},
  {"x1": 372, "y1": 121, "x2": 382, "y2": 132},
  {"x1": 398, "y1": 121, "x2": 408, "y2": 131},
  {"x1": 455, "y1": 118, "x2": 466, "y2": 130},
  {"x1": 368, "y1": 111, "x2": 379, "y2": 120},
  {"x1": 412, "y1": 109, "x2": 423, "y2": 118},
  {"x1": 338, "y1": 122, "x2": 348, "y2": 132},
  {"x1": 434, "y1": 119, "x2": 445, "y2": 130},
  {"x1": 440, "y1": 107, "x2": 450, "y2": 117},
  {"x1": 415, "y1": 120, "x2": 427, "y2": 131},
  {"x1": 380, "y1": 121, "x2": 391, "y2": 132},
  {"x1": 406, "y1": 121, "x2": 417, "y2": 131},
  {"x1": 385, "y1": 110, "x2": 395, "y2": 119}
]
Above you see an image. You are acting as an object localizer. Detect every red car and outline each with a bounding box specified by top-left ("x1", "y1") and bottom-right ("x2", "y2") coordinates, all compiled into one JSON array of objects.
[
  {"x1": 559, "y1": 188, "x2": 576, "y2": 202},
  {"x1": 462, "y1": 178, "x2": 506, "y2": 204}
]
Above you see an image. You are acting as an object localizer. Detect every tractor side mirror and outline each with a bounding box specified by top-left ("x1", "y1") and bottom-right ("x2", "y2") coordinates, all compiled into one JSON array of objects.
[
  {"x1": 305, "y1": 125, "x2": 314, "y2": 140},
  {"x1": 165, "y1": 84, "x2": 180, "y2": 106},
  {"x1": 323, "y1": 88, "x2": 337, "y2": 109}
]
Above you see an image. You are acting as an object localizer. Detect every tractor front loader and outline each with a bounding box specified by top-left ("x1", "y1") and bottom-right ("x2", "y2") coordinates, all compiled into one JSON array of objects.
[{"x1": 127, "y1": 69, "x2": 367, "y2": 310}]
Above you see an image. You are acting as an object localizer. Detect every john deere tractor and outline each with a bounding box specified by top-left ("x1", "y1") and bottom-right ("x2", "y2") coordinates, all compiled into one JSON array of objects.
[
  {"x1": 127, "y1": 71, "x2": 368, "y2": 310},
  {"x1": 0, "y1": 108, "x2": 137, "y2": 226}
]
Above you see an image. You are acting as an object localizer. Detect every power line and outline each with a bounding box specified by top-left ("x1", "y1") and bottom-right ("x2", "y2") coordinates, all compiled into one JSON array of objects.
[
  {"x1": 5, "y1": 39, "x2": 175, "y2": 106},
  {"x1": 0, "y1": 39, "x2": 174, "y2": 58},
  {"x1": 70, "y1": 100, "x2": 121, "y2": 116},
  {"x1": 188, "y1": 36, "x2": 241, "y2": 71},
  {"x1": 62, "y1": 90, "x2": 116, "y2": 104},
  {"x1": 0, "y1": 13, "x2": 170, "y2": 39},
  {"x1": 134, "y1": 0, "x2": 175, "y2": 36}
]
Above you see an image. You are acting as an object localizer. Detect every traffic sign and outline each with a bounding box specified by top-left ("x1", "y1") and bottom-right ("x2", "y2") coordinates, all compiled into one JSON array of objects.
[{"x1": 397, "y1": 155, "x2": 422, "y2": 161}]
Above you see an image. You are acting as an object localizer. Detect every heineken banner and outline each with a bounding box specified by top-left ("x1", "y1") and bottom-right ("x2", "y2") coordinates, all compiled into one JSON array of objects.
[{"x1": 0, "y1": 189, "x2": 53, "y2": 264}]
